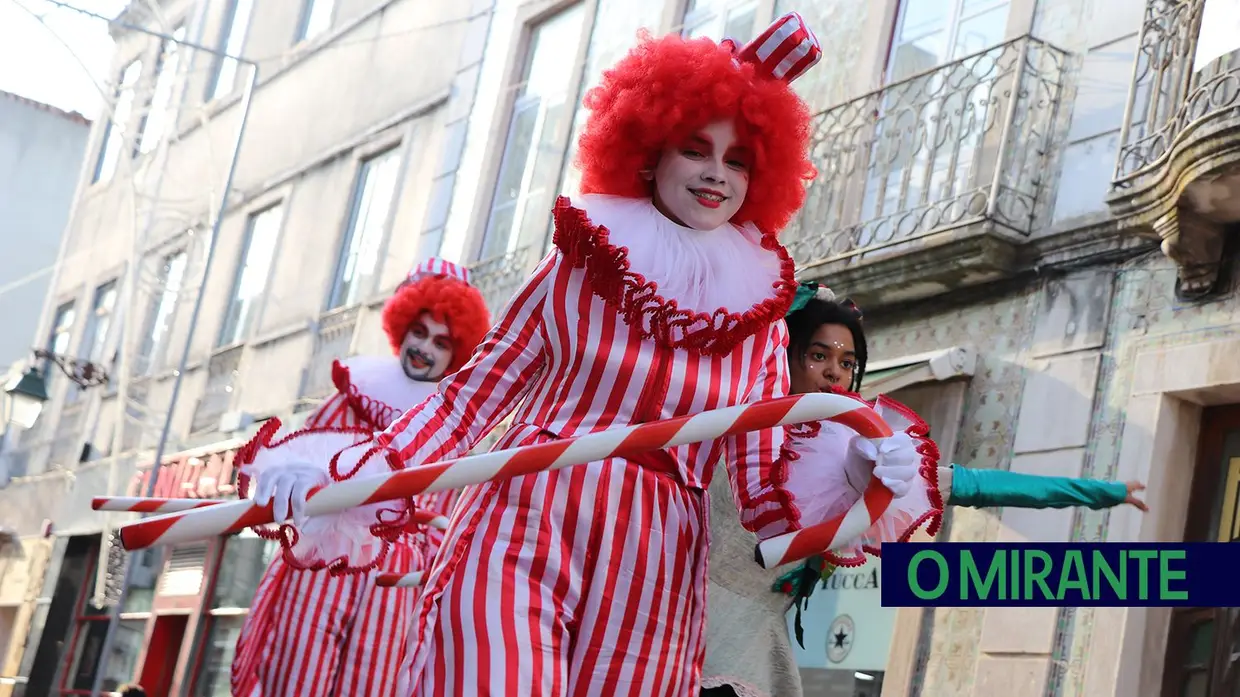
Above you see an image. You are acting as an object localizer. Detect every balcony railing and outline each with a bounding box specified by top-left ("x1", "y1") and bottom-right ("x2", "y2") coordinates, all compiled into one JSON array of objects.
[
  {"x1": 191, "y1": 345, "x2": 243, "y2": 433},
  {"x1": 1112, "y1": 0, "x2": 1240, "y2": 186},
  {"x1": 468, "y1": 245, "x2": 538, "y2": 316},
  {"x1": 783, "y1": 35, "x2": 1067, "y2": 270},
  {"x1": 300, "y1": 305, "x2": 360, "y2": 399}
]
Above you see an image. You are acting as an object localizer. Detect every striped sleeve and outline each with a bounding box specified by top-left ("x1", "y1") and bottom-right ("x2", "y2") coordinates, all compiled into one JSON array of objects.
[
  {"x1": 375, "y1": 251, "x2": 555, "y2": 466},
  {"x1": 723, "y1": 320, "x2": 799, "y2": 539}
]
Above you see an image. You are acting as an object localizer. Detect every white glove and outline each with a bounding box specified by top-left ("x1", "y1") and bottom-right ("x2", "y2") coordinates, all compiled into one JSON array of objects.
[
  {"x1": 853, "y1": 431, "x2": 920, "y2": 498},
  {"x1": 252, "y1": 463, "x2": 329, "y2": 527}
]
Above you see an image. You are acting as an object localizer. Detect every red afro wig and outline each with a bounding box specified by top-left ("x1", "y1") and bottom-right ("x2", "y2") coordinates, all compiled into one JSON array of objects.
[
  {"x1": 381, "y1": 276, "x2": 491, "y2": 375},
  {"x1": 575, "y1": 32, "x2": 816, "y2": 234}
]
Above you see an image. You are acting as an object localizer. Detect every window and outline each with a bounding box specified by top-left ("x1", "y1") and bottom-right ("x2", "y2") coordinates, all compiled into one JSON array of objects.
[
  {"x1": 138, "y1": 24, "x2": 187, "y2": 155},
  {"x1": 94, "y1": 60, "x2": 143, "y2": 183},
  {"x1": 328, "y1": 149, "x2": 402, "y2": 309},
  {"x1": 139, "y1": 250, "x2": 188, "y2": 375},
  {"x1": 58, "y1": 536, "x2": 145, "y2": 695},
  {"x1": 681, "y1": 0, "x2": 758, "y2": 42},
  {"x1": 297, "y1": 0, "x2": 335, "y2": 42},
  {"x1": 479, "y1": 4, "x2": 586, "y2": 261},
  {"x1": 68, "y1": 280, "x2": 118, "y2": 400},
  {"x1": 191, "y1": 536, "x2": 276, "y2": 697},
  {"x1": 219, "y1": 205, "x2": 282, "y2": 346},
  {"x1": 886, "y1": 0, "x2": 1010, "y2": 83},
  {"x1": 208, "y1": 0, "x2": 255, "y2": 100},
  {"x1": 44, "y1": 301, "x2": 76, "y2": 395}
]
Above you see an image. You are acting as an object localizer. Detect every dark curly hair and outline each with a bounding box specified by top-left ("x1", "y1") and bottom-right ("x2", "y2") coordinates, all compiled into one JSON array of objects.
[
  {"x1": 786, "y1": 297, "x2": 867, "y2": 392},
  {"x1": 575, "y1": 31, "x2": 816, "y2": 234}
]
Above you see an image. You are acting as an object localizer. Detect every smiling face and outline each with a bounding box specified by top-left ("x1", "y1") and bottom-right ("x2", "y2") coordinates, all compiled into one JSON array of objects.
[
  {"x1": 399, "y1": 312, "x2": 454, "y2": 382},
  {"x1": 788, "y1": 323, "x2": 858, "y2": 395},
  {"x1": 651, "y1": 119, "x2": 751, "y2": 230}
]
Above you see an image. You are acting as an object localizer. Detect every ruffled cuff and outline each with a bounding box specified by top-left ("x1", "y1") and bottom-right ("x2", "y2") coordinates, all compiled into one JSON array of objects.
[
  {"x1": 778, "y1": 394, "x2": 943, "y2": 567},
  {"x1": 234, "y1": 419, "x2": 412, "y2": 575}
]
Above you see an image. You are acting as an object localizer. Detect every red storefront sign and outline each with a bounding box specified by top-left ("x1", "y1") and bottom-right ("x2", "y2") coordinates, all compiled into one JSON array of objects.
[{"x1": 127, "y1": 446, "x2": 241, "y2": 499}]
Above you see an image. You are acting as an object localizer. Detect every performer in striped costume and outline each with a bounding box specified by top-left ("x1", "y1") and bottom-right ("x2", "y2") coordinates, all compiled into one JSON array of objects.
[
  {"x1": 230, "y1": 259, "x2": 489, "y2": 697},
  {"x1": 251, "y1": 14, "x2": 906, "y2": 696}
]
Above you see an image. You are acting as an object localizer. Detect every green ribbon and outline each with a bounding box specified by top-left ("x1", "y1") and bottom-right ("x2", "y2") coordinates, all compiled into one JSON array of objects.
[
  {"x1": 771, "y1": 556, "x2": 837, "y2": 649},
  {"x1": 787, "y1": 282, "x2": 821, "y2": 316}
]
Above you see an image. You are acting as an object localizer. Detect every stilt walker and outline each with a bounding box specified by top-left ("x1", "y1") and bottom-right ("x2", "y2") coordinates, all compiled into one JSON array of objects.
[
  {"x1": 248, "y1": 15, "x2": 884, "y2": 697},
  {"x1": 229, "y1": 259, "x2": 490, "y2": 697}
]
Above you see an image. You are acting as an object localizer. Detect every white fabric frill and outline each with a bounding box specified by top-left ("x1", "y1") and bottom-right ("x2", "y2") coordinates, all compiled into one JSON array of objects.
[
  {"x1": 236, "y1": 355, "x2": 439, "y2": 572},
  {"x1": 781, "y1": 394, "x2": 944, "y2": 567},
  {"x1": 571, "y1": 194, "x2": 784, "y2": 317}
]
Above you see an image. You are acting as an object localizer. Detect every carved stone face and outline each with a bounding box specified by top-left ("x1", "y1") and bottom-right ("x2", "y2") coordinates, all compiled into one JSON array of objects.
[{"x1": 399, "y1": 311, "x2": 453, "y2": 382}]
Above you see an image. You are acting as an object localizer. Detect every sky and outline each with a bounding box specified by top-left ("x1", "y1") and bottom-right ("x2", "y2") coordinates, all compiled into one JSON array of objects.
[{"x1": 0, "y1": 0, "x2": 129, "y2": 120}]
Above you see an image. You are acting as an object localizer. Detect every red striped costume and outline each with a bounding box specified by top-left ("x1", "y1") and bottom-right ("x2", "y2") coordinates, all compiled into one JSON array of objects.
[
  {"x1": 231, "y1": 357, "x2": 453, "y2": 697},
  {"x1": 297, "y1": 195, "x2": 825, "y2": 695}
]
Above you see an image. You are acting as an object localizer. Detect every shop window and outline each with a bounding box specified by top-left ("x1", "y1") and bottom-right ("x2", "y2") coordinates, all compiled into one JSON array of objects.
[
  {"x1": 1161, "y1": 405, "x2": 1240, "y2": 696},
  {"x1": 190, "y1": 535, "x2": 276, "y2": 696}
]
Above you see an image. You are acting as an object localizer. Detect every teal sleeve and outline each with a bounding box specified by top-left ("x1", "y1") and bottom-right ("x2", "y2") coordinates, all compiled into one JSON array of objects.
[{"x1": 948, "y1": 465, "x2": 1128, "y2": 510}]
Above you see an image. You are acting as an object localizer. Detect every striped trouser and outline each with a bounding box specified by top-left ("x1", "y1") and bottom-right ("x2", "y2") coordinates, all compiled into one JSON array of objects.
[
  {"x1": 231, "y1": 541, "x2": 420, "y2": 697},
  {"x1": 396, "y1": 457, "x2": 710, "y2": 696}
]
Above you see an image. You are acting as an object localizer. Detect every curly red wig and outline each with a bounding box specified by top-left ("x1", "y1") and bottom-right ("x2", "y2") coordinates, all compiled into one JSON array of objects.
[
  {"x1": 381, "y1": 276, "x2": 491, "y2": 375},
  {"x1": 575, "y1": 32, "x2": 816, "y2": 234}
]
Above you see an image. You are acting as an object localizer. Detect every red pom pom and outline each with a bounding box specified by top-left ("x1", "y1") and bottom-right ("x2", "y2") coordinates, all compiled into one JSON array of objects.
[{"x1": 781, "y1": 581, "x2": 794, "y2": 594}]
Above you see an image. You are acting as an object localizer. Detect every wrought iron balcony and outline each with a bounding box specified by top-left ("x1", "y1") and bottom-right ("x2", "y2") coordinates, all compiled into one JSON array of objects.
[
  {"x1": 467, "y1": 245, "x2": 538, "y2": 317},
  {"x1": 300, "y1": 305, "x2": 361, "y2": 399},
  {"x1": 1108, "y1": 0, "x2": 1240, "y2": 298},
  {"x1": 191, "y1": 344, "x2": 242, "y2": 434},
  {"x1": 784, "y1": 35, "x2": 1067, "y2": 306}
]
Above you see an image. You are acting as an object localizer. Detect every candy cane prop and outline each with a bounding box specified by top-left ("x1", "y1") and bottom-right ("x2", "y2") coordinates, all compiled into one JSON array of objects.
[
  {"x1": 375, "y1": 571, "x2": 424, "y2": 588},
  {"x1": 118, "y1": 393, "x2": 892, "y2": 552},
  {"x1": 754, "y1": 478, "x2": 895, "y2": 569},
  {"x1": 95, "y1": 496, "x2": 450, "y2": 529}
]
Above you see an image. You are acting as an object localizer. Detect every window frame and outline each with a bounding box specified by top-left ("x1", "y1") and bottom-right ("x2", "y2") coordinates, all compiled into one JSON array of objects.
[
  {"x1": 93, "y1": 59, "x2": 144, "y2": 183},
  {"x1": 138, "y1": 23, "x2": 188, "y2": 155},
  {"x1": 883, "y1": 0, "x2": 1011, "y2": 84},
  {"x1": 139, "y1": 248, "x2": 190, "y2": 376},
  {"x1": 207, "y1": 0, "x2": 254, "y2": 101},
  {"x1": 217, "y1": 203, "x2": 284, "y2": 347},
  {"x1": 326, "y1": 146, "x2": 404, "y2": 311},
  {"x1": 295, "y1": 0, "x2": 336, "y2": 43},
  {"x1": 680, "y1": 0, "x2": 760, "y2": 41}
]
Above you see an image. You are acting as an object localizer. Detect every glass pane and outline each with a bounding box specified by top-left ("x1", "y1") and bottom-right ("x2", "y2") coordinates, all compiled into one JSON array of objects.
[
  {"x1": 1187, "y1": 618, "x2": 1216, "y2": 664},
  {"x1": 1182, "y1": 670, "x2": 1209, "y2": 697},
  {"x1": 210, "y1": 537, "x2": 277, "y2": 609},
  {"x1": 482, "y1": 100, "x2": 540, "y2": 257},
  {"x1": 142, "y1": 251, "x2": 187, "y2": 373},
  {"x1": 890, "y1": 33, "x2": 946, "y2": 82},
  {"x1": 301, "y1": 0, "x2": 335, "y2": 40},
  {"x1": 221, "y1": 205, "x2": 283, "y2": 345},
  {"x1": 951, "y1": 4, "x2": 1008, "y2": 59},
  {"x1": 124, "y1": 548, "x2": 161, "y2": 614},
  {"x1": 1068, "y1": 36, "x2": 1138, "y2": 141},
  {"x1": 192, "y1": 615, "x2": 247, "y2": 697},
  {"x1": 898, "y1": 0, "x2": 952, "y2": 41},
  {"x1": 67, "y1": 619, "x2": 109, "y2": 690},
  {"x1": 332, "y1": 150, "x2": 401, "y2": 309},
  {"x1": 97, "y1": 60, "x2": 142, "y2": 181},
  {"x1": 212, "y1": 0, "x2": 254, "y2": 99},
  {"x1": 520, "y1": 5, "x2": 586, "y2": 98},
  {"x1": 140, "y1": 26, "x2": 187, "y2": 154},
  {"x1": 723, "y1": 5, "x2": 757, "y2": 43}
]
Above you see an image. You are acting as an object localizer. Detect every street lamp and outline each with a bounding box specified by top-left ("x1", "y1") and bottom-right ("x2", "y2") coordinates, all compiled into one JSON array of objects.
[{"x1": 3, "y1": 367, "x2": 49, "y2": 429}]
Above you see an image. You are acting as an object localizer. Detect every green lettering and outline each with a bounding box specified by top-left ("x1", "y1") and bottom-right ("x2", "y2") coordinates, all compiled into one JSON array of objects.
[
  {"x1": 1009, "y1": 545, "x2": 1019, "y2": 600},
  {"x1": 962, "y1": 550, "x2": 1004, "y2": 600},
  {"x1": 1024, "y1": 550, "x2": 1054, "y2": 599},
  {"x1": 1092, "y1": 550, "x2": 1126, "y2": 599},
  {"x1": 1159, "y1": 550, "x2": 1189, "y2": 600},
  {"x1": 1057, "y1": 550, "x2": 1090, "y2": 601},
  {"x1": 1130, "y1": 550, "x2": 1158, "y2": 599},
  {"x1": 909, "y1": 550, "x2": 949, "y2": 599}
]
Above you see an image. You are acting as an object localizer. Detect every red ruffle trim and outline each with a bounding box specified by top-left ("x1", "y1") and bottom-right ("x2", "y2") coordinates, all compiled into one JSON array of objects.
[
  {"x1": 551, "y1": 196, "x2": 797, "y2": 356},
  {"x1": 332, "y1": 360, "x2": 403, "y2": 430},
  {"x1": 822, "y1": 394, "x2": 945, "y2": 567},
  {"x1": 234, "y1": 417, "x2": 417, "y2": 576}
]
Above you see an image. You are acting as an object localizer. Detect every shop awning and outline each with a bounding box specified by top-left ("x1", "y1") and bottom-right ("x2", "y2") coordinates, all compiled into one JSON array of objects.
[{"x1": 860, "y1": 345, "x2": 977, "y2": 399}]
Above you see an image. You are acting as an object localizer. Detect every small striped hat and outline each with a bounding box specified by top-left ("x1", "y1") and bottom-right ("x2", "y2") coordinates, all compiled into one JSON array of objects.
[
  {"x1": 400, "y1": 257, "x2": 471, "y2": 289},
  {"x1": 737, "y1": 12, "x2": 821, "y2": 85}
]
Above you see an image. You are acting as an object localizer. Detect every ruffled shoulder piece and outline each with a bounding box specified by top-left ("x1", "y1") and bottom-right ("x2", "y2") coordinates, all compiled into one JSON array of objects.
[
  {"x1": 552, "y1": 196, "x2": 797, "y2": 356},
  {"x1": 779, "y1": 392, "x2": 944, "y2": 567},
  {"x1": 333, "y1": 356, "x2": 436, "y2": 431}
]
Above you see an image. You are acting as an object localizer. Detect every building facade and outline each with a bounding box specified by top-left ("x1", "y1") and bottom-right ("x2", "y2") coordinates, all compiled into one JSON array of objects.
[
  {"x1": 0, "y1": 91, "x2": 91, "y2": 374},
  {"x1": 4, "y1": 0, "x2": 1240, "y2": 696}
]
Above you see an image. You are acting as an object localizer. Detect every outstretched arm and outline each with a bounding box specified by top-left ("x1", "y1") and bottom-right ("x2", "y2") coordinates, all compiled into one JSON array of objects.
[{"x1": 943, "y1": 465, "x2": 1147, "y2": 511}]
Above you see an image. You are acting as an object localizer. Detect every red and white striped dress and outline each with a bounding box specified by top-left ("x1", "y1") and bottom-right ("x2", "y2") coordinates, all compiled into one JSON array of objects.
[
  {"x1": 231, "y1": 357, "x2": 454, "y2": 697},
  {"x1": 309, "y1": 195, "x2": 817, "y2": 696}
]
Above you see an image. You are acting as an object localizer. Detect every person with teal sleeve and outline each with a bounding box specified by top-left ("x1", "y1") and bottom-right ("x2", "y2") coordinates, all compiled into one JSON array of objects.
[{"x1": 699, "y1": 283, "x2": 1146, "y2": 697}]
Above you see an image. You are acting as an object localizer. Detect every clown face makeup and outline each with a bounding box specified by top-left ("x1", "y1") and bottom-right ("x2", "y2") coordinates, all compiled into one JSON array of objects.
[
  {"x1": 399, "y1": 311, "x2": 454, "y2": 382},
  {"x1": 789, "y1": 323, "x2": 857, "y2": 395},
  {"x1": 651, "y1": 119, "x2": 751, "y2": 230}
]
